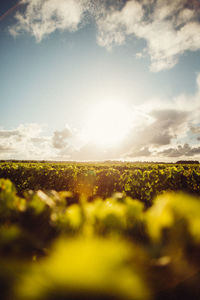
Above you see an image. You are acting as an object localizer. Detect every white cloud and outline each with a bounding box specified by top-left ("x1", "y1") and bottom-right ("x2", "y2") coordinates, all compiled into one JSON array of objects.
[
  {"x1": 0, "y1": 124, "x2": 55, "y2": 160},
  {"x1": 10, "y1": 0, "x2": 90, "y2": 42},
  {"x1": 96, "y1": 0, "x2": 200, "y2": 71},
  {"x1": 10, "y1": 0, "x2": 200, "y2": 71},
  {"x1": 96, "y1": 0, "x2": 144, "y2": 49}
]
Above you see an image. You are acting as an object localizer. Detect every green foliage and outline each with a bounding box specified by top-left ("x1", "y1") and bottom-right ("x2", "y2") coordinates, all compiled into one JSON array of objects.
[
  {"x1": 16, "y1": 237, "x2": 149, "y2": 300},
  {"x1": 146, "y1": 192, "x2": 200, "y2": 243},
  {"x1": 1, "y1": 164, "x2": 200, "y2": 299},
  {"x1": 1, "y1": 161, "x2": 200, "y2": 205},
  {"x1": 0, "y1": 179, "x2": 26, "y2": 222}
]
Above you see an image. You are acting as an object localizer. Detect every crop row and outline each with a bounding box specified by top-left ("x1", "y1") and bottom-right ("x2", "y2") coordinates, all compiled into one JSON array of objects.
[{"x1": 0, "y1": 162, "x2": 200, "y2": 206}]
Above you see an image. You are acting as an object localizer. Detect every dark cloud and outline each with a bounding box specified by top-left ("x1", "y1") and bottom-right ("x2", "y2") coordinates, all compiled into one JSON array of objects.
[
  {"x1": 69, "y1": 144, "x2": 104, "y2": 161},
  {"x1": 0, "y1": 145, "x2": 14, "y2": 153},
  {"x1": 151, "y1": 109, "x2": 188, "y2": 124},
  {"x1": 31, "y1": 137, "x2": 49, "y2": 143},
  {"x1": 190, "y1": 126, "x2": 200, "y2": 134},
  {"x1": 128, "y1": 147, "x2": 152, "y2": 158},
  {"x1": 149, "y1": 109, "x2": 189, "y2": 145},
  {"x1": 52, "y1": 127, "x2": 72, "y2": 149},
  {"x1": 136, "y1": 109, "x2": 188, "y2": 147},
  {"x1": 157, "y1": 144, "x2": 200, "y2": 158},
  {"x1": 0, "y1": 130, "x2": 23, "y2": 138},
  {"x1": 123, "y1": 108, "x2": 190, "y2": 159}
]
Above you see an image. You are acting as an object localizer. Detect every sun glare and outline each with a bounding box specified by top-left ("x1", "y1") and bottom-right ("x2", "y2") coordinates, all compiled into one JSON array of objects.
[{"x1": 85, "y1": 101, "x2": 132, "y2": 147}]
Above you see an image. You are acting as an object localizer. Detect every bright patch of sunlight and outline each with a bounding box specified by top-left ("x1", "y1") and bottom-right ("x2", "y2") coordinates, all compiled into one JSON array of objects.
[{"x1": 85, "y1": 101, "x2": 132, "y2": 147}]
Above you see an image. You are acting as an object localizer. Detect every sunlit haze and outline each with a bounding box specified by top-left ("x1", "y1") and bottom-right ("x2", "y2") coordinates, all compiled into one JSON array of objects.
[{"x1": 84, "y1": 101, "x2": 132, "y2": 147}]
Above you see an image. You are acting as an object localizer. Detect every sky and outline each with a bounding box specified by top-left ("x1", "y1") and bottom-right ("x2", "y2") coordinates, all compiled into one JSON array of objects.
[{"x1": 0, "y1": 0, "x2": 200, "y2": 161}]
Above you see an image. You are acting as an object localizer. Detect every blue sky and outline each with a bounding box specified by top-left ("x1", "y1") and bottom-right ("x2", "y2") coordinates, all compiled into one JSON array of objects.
[{"x1": 0, "y1": 0, "x2": 200, "y2": 161}]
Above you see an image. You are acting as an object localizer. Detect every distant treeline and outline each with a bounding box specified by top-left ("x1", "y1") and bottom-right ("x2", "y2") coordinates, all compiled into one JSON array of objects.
[
  {"x1": 176, "y1": 160, "x2": 199, "y2": 164},
  {"x1": 0, "y1": 159, "x2": 199, "y2": 164}
]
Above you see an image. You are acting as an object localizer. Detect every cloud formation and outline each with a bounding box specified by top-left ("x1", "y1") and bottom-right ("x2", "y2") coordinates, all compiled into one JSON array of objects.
[
  {"x1": 157, "y1": 144, "x2": 200, "y2": 158},
  {"x1": 122, "y1": 109, "x2": 189, "y2": 159},
  {"x1": 52, "y1": 127, "x2": 72, "y2": 149},
  {"x1": 96, "y1": 0, "x2": 200, "y2": 71},
  {"x1": 0, "y1": 124, "x2": 54, "y2": 160},
  {"x1": 10, "y1": 0, "x2": 200, "y2": 71},
  {"x1": 120, "y1": 72, "x2": 200, "y2": 160},
  {"x1": 141, "y1": 109, "x2": 189, "y2": 146},
  {"x1": 10, "y1": 0, "x2": 90, "y2": 42}
]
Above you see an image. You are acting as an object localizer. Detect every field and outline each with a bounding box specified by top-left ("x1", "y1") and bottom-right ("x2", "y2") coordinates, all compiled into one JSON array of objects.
[{"x1": 1, "y1": 161, "x2": 200, "y2": 300}]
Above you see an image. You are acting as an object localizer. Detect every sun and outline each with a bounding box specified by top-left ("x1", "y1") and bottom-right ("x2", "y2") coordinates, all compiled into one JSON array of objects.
[{"x1": 85, "y1": 101, "x2": 132, "y2": 147}]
